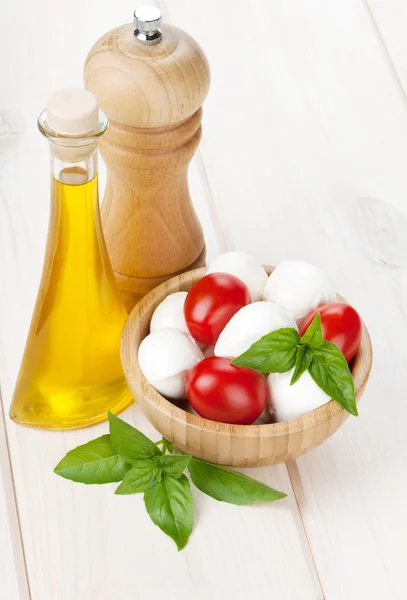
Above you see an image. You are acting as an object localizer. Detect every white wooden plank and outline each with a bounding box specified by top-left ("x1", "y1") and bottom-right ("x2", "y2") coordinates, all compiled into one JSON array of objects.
[
  {"x1": 0, "y1": 112, "x2": 31, "y2": 600},
  {"x1": 0, "y1": 475, "x2": 20, "y2": 600},
  {"x1": 366, "y1": 0, "x2": 407, "y2": 96},
  {"x1": 0, "y1": 202, "x2": 321, "y2": 600},
  {"x1": 0, "y1": 393, "x2": 30, "y2": 600},
  {"x1": 286, "y1": 222, "x2": 407, "y2": 600},
  {"x1": 163, "y1": 1, "x2": 407, "y2": 598},
  {"x1": 0, "y1": 2, "x2": 322, "y2": 599}
]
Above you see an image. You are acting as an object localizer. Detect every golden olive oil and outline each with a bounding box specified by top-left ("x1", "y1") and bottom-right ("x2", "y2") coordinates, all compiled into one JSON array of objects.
[{"x1": 10, "y1": 169, "x2": 132, "y2": 428}]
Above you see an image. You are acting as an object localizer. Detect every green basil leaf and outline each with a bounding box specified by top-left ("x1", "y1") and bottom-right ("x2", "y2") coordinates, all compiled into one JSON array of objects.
[
  {"x1": 188, "y1": 458, "x2": 287, "y2": 505},
  {"x1": 290, "y1": 346, "x2": 313, "y2": 385},
  {"x1": 300, "y1": 312, "x2": 323, "y2": 348},
  {"x1": 308, "y1": 340, "x2": 358, "y2": 416},
  {"x1": 108, "y1": 412, "x2": 162, "y2": 461},
  {"x1": 232, "y1": 328, "x2": 300, "y2": 373},
  {"x1": 157, "y1": 455, "x2": 191, "y2": 478},
  {"x1": 162, "y1": 438, "x2": 173, "y2": 454},
  {"x1": 115, "y1": 460, "x2": 158, "y2": 495},
  {"x1": 54, "y1": 435, "x2": 131, "y2": 484},
  {"x1": 157, "y1": 438, "x2": 174, "y2": 455},
  {"x1": 144, "y1": 474, "x2": 194, "y2": 550}
]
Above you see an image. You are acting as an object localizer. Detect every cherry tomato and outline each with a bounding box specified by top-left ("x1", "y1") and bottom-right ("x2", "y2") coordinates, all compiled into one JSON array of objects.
[
  {"x1": 184, "y1": 273, "x2": 250, "y2": 345},
  {"x1": 185, "y1": 356, "x2": 266, "y2": 425},
  {"x1": 300, "y1": 302, "x2": 362, "y2": 362}
]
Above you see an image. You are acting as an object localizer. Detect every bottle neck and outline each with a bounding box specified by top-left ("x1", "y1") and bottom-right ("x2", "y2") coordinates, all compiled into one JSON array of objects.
[
  {"x1": 38, "y1": 107, "x2": 107, "y2": 184},
  {"x1": 50, "y1": 146, "x2": 98, "y2": 184}
]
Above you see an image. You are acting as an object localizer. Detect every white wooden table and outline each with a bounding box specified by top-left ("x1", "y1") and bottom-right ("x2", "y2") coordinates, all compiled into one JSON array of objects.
[{"x1": 2, "y1": 1, "x2": 407, "y2": 598}]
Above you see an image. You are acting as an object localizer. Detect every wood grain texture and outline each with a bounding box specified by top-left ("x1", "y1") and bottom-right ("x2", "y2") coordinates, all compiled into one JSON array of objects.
[
  {"x1": 0, "y1": 392, "x2": 30, "y2": 600},
  {"x1": 84, "y1": 22, "x2": 210, "y2": 309},
  {"x1": 0, "y1": 476, "x2": 21, "y2": 600},
  {"x1": 0, "y1": 155, "x2": 323, "y2": 596},
  {"x1": 122, "y1": 266, "x2": 372, "y2": 466},
  {"x1": 162, "y1": 0, "x2": 407, "y2": 597},
  {"x1": 366, "y1": 0, "x2": 407, "y2": 100},
  {"x1": 0, "y1": 113, "x2": 31, "y2": 600},
  {"x1": 0, "y1": 4, "x2": 322, "y2": 595},
  {"x1": 3, "y1": 0, "x2": 407, "y2": 598},
  {"x1": 84, "y1": 24, "x2": 210, "y2": 129}
]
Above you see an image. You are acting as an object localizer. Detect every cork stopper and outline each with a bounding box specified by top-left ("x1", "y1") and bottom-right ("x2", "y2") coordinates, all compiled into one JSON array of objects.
[
  {"x1": 47, "y1": 89, "x2": 99, "y2": 136},
  {"x1": 38, "y1": 89, "x2": 108, "y2": 162}
]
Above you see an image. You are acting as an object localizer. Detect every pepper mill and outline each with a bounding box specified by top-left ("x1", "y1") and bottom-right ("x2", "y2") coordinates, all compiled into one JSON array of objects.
[{"x1": 84, "y1": 6, "x2": 210, "y2": 310}]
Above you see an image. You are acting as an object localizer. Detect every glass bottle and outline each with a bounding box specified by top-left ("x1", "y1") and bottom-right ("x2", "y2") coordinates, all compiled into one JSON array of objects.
[{"x1": 10, "y1": 89, "x2": 133, "y2": 429}]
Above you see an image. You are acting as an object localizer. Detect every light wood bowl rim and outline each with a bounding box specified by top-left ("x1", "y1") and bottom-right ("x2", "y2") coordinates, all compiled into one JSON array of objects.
[{"x1": 121, "y1": 266, "x2": 373, "y2": 438}]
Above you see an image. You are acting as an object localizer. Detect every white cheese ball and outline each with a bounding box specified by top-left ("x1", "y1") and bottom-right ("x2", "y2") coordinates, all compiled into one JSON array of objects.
[
  {"x1": 138, "y1": 328, "x2": 204, "y2": 399},
  {"x1": 207, "y1": 251, "x2": 268, "y2": 302},
  {"x1": 263, "y1": 261, "x2": 336, "y2": 320},
  {"x1": 267, "y1": 369, "x2": 331, "y2": 422},
  {"x1": 150, "y1": 291, "x2": 205, "y2": 349},
  {"x1": 150, "y1": 292, "x2": 189, "y2": 335},
  {"x1": 215, "y1": 301, "x2": 297, "y2": 358}
]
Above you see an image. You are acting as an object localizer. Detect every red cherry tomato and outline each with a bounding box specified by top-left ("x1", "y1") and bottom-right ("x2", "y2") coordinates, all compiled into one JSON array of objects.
[
  {"x1": 185, "y1": 357, "x2": 266, "y2": 425},
  {"x1": 300, "y1": 302, "x2": 362, "y2": 362},
  {"x1": 184, "y1": 273, "x2": 250, "y2": 345}
]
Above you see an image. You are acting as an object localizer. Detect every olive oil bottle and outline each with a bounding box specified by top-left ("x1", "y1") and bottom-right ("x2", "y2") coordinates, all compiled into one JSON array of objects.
[{"x1": 10, "y1": 89, "x2": 132, "y2": 429}]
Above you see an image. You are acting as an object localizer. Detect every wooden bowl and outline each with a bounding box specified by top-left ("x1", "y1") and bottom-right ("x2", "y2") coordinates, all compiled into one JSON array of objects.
[{"x1": 121, "y1": 267, "x2": 372, "y2": 467}]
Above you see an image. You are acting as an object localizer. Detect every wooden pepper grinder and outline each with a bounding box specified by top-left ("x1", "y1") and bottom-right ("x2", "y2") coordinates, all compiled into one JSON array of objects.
[{"x1": 84, "y1": 6, "x2": 210, "y2": 310}]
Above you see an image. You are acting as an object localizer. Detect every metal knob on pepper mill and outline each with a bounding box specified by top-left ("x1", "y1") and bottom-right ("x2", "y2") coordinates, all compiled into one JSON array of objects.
[
  {"x1": 84, "y1": 6, "x2": 210, "y2": 311},
  {"x1": 133, "y1": 5, "x2": 162, "y2": 44}
]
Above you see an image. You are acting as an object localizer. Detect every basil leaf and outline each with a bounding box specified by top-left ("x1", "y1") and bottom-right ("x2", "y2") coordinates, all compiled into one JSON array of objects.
[
  {"x1": 157, "y1": 455, "x2": 191, "y2": 478},
  {"x1": 162, "y1": 438, "x2": 173, "y2": 454},
  {"x1": 144, "y1": 474, "x2": 194, "y2": 550},
  {"x1": 115, "y1": 460, "x2": 158, "y2": 495},
  {"x1": 54, "y1": 435, "x2": 131, "y2": 484},
  {"x1": 308, "y1": 340, "x2": 358, "y2": 416},
  {"x1": 188, "y1": 458, "x2": 287, "y2": 505},
  {"x1": 300, "y1": 313, "x2": 323, "y2": 348},
  {"x1": 108, "y1": 412, "x2": 162, "y2": 461},
  {"x1": 290, "y1": 346, "x2": 313, "y2": 385},
  {"x1": 232, "y1": 328, "x2": 300, "y2": 372},
  {"x1": 157, "y1": 438, "x2": 174, "y2": 455}
]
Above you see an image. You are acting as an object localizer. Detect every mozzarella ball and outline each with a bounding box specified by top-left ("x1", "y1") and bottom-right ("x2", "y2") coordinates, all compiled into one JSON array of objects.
[
  {"x1": 267, "y1": 369, "x2": 331, "y2": 422},
  {"x1": 150, "y1": 292, "x2": 189, "y2": 335},
  {"x1": 207, "y1": 251, "x2": 268, "y2": 302},
  {"x1": 263, "y1": 261, "x2": 336, "y2": 320},
  {"x1": 138, "y1": 328, "x2": 204, "y2": 399},
  {"x1": 215, "y1": 301, "x2": 297, "y2": 358},
  {"x1": 150, "y1": 291, "x2": 205, "y2": 349}
]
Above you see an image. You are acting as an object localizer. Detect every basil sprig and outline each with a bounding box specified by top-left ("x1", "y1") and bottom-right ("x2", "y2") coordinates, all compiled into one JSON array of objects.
[
  {"x1": 144, "y1": 474, "x2": 194, "y2": 551},
  {"x1": 232, "y1": 313, "x2": 358, "y2": 416},
  {"x1": 232, "y1": 328, "x2": 300, "y2": 373},
  {"x1": 55, "y1": 412, "x2": 286, "y2": 550},
  {"x1": 54, "y1": 434, "x2": 131, "y2": 484},
  {"x1": 188, "y1": 458, "x2": 287, "y2": 505}
]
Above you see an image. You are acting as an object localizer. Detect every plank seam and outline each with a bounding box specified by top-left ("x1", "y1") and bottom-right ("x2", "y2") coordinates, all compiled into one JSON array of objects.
[
  {"x1": 194, "y1": 149, "x2": 230, "y2": 253},
  {"x1": 0, "y1": 384, "x2": 32, "y2": 600},
  {"x1": 364, "y1": 0, "x2": 407, "y2": 107},
  {"x1": 150, "y1": 5, "x2": 327, "y2": 598},
  {"x1": 156, "y1": 0, "x2": 229, "y2": 253},
  {"x1": 286, "y1": 460, "x2": 326, "y2": 600}
]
